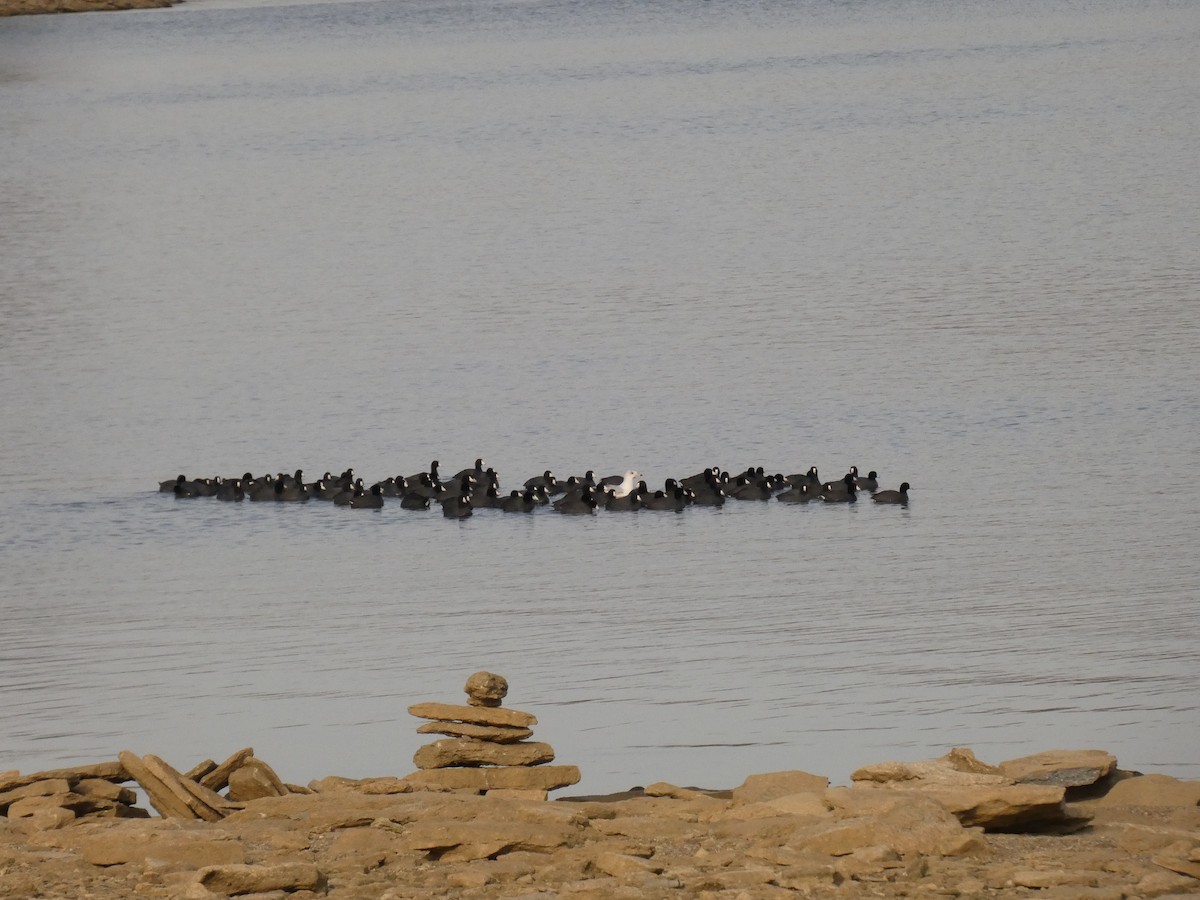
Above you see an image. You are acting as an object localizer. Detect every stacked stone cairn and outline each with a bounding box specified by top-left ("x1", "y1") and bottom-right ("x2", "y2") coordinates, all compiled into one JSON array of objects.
[
  {"x1": 404, "y1": 671, "x2": 580, "y2": 800},
  {"x1": 0, "y1": 748, "x2": 305, "y2": 829}
]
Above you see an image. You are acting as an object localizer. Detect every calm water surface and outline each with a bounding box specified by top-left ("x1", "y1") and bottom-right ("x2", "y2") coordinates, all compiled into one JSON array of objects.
[{"x1": 1, "y1": 0, "x2": 1198, "y2": 794}]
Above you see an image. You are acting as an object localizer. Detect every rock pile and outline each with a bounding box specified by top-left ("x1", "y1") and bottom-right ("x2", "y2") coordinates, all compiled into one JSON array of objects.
[
  {"x1": 0, "y1": 748, "x2": 302, "y2": 830},
  {"x1": 403, "y1": 672, "x2": 580, "y2": 799}
]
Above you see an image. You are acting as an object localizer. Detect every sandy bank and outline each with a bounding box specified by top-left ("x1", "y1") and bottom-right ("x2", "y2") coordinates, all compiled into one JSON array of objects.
[{"x1": 0, "y1": 0, "x2": 171, "y2": 17}]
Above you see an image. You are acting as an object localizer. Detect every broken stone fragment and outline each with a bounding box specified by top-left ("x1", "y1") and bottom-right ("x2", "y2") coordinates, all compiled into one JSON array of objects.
[
  {"x1": 408, "y1": 702, "x2": 537, "y2": 729},
  {"x1": 464, "y1": 671, "x2": 509, "y2": 708},
  {"x1": 413, "y1": 739, "x2": 555, "y2": 770}
]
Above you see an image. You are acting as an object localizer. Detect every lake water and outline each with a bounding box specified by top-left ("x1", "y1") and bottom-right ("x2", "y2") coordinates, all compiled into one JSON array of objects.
[{"x1": 2, "y1": 0, "x2": 1198, "y2": 796}]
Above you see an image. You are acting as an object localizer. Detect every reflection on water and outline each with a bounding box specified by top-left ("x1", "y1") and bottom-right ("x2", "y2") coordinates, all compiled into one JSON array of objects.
[{"x1": 1, "y1": 0, "x2": 1198, "y2": 793}]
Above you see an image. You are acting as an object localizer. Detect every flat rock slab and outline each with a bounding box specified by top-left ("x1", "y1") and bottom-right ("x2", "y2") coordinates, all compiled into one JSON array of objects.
[
  {"x1": 1096, "y1": 774, "x2": 1200, "y2": 807},
  {"x1": 403, "y1": 765, "x2": 580, "y2": 793},
  {"x1": 999, "y1": 750, "x2": 1118, "y2": 787},
  {"x1": 417, "y1": 721, "x2": 534, "y2": 743},
  {"x1": 0, "y1": 761, "x2": 127, "y2": 793},
  {"x1": 414, "y1": 739, "x2": 555, "y2": 770},
  {"x1": 732, "y1": 770, "x2": 830, "y2": 804},
  {"x1": 405, "y1": 819, "x2": 580, "y2": 860},
  {"x1": 195, "y1": 861, "x2": 326, "y2": 895},
  {"x1": 408, "y1": 702, "x2": 537, "y2": 728}
]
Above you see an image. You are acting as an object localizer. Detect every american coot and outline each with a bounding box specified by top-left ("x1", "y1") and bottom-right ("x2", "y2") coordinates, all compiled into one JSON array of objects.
[
  {"x1": 524, "y1": 470, "x2": 558, "y2": 491},
  {"x1": 643, "y1": 485, "x2": 689, "y2": 512},
  {"x1": 606, "y1": 482, "x2": 648, "y2": 511},
  {"x1": 552, "y1": 486, "x2": 600, "y2": 515},
  {"x1": 499, "y1": 488, "x2": 538, "y2": 513},
  {"x1": 159, "y1": 474, "x2": 188, "y2": 493},
  {"x1": 856, "y1": 470, "x2": 879, "y2": 492},
  {"x1": 350, "y1": 483, "x2": 385, "y2": 509},
  {"x1": 872, "y1": 482, "x2": 910, "y2": 504},
  {"x1": 776, "y1": 483, "x2": 815, "y2": 503},
  {"x1": 820, "y1": 474, "x2": 858, "y2": 503},
  {"x1": 441, "y1": 493, "x2": 472, "y2": 518},
  {"x1": 785, "y1": 466, "x2": 821, "y2": 488}
]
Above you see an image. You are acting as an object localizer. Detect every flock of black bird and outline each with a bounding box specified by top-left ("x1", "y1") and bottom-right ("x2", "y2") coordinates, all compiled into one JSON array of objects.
[{"x1": 158, "y1": 460, "x2": 911, "y2": 516}]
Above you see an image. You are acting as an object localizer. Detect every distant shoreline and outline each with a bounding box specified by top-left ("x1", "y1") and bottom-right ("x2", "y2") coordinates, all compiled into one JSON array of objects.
[{"x1": 0, "y1": 0, "x2": 172, "y2": 16}]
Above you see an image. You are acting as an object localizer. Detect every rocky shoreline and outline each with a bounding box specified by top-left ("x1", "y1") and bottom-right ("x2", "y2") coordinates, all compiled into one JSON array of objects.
[
  {"x1": 3, "y1": 747, "x2": 1199, "y2": 899},
  {"x1": 0, "y1": 0, "x2": 171, "y2": 17},
  {"x1": 3, "y1": 673, "x2": 1198, "y2": 897}
]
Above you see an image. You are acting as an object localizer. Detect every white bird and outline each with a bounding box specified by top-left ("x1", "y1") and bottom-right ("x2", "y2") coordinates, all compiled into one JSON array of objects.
[{"x1": 602, "y1": 470, "x2": 643, "y2": 499}]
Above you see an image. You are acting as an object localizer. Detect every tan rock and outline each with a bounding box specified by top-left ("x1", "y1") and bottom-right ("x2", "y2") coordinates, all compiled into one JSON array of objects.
[
  {"x1": 308, "y1": 775, "x2": 412, "y2": 794},
  {"x1": 486, "y1": 789, "x2": 548, "y2": 801},
  {"x1": 589, "y1": 816, "x2": 704, "y2": 842},
  {"x1": 414, "y1": 738, "x2": 555, "y2": 770},
  {"x1": 943, "y1": 747, "x2": 1004, "y2": 775},
  {"x1": 17, "y1": 806, "x2": 75, "y2": 832},
  {"x1": 79, "y1": 831, "x2": 246, "y2": 868},
  {"x1": 118, "y1": 750, "x2": 193, "y2": 819},
  {"x1": 1152, "y1": 855, "x2": 1200, "y2": 879},
  {"x1": 184, "y1": 760, "x2": 217, "y2": 782},
  {"x1": 74, "y1": 778, "x2": 138, "y2": 806},
  {"x1": 0, "y1": 761, "x2": 127, "y2": 794},
  {"x1": 195, "y1": 861, "x2": 325, "y2": 894},
  {"x1": 762, "y1": 793, "x2": 833, "y2": 818},
  {"x1": 227, "y1": 758, "x2": 288, "y2": 801},
  {"x1": 1097, "y1": 774, "x2": 1200, "y2": 807},
  {"x1": 6, "y1": 793, "x2": 88, "y2": 818},
  {"x1": 465, "y1": 671, "x2": 509, "y2": 707},
  {"x1": 405, "y1": 820, "x2": 579, "y2": 860},
  {"x1": 408, "y1": 701, "x2": 537, "y2": 728},
  {"x1": 906, "y1": 782, "x2": 1070, "y2": 830},
  {"x1": 402, "y1": 765, "x2": 579, "y2": 793},
  {"x1": 199, "y1": 748, "x2": 254, "y2": 793},
  {"x1": 0, "y1": 778, "x2": 71, "y2": 810},
  {"x1": 142, "y1": 755, "x2": 230, "y2": 822},
  {"x1": 416, "y1": 721, "x2": 534, "y2": 743},
  {"x1": 732, "y1": 770, "x2": 829, "y2": 804},
  {"x1": 643, "y1": 782, "x2": 720, "y2": 801},
  {"x1": 852, "y1": 758, "x2": 1010, "y2": 787},
  {"x1": 591, "y1": 850, "x2": 662, "y2": 878},
  {"x1": 999, "y1": 750, "x2": 1118, "y2": 787}
]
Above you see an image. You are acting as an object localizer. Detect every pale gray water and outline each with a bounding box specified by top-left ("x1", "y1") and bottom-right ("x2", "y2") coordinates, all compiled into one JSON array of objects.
[{"x1": 1, "y1": 0, "x2": 1198, "y2": 795}]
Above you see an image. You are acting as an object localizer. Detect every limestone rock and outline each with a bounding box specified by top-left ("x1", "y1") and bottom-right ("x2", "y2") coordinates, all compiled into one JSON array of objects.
[
  {"x1": 486, "y1": 789, "x2": 549, "y2": 801},
  {"x1": 402, "y1": 765, "x2": 580, "y2": 793},
  {"x1": 184, "y1": 759, "x2": 218, "y2": 782},
  {"x1": 465, "y1": 671, "x2": 509, "y2": 708},
  {"x1": 6, "y1": 793, "x2": 89, "y2": 818},
  {"x1": 79, "y1": 830, "x2": 246, "y2": 868},
  {"x1": 905, "y1": 783, "x2": 1071, "y2": 831},
  {"x1": 416, "y1": 721, "x2": 534, "y2": 743},
  {"x1": 0, "y1": 778, "x2": 72, "y2": 811},
  {"x1": 74, "y1": 778, "x2": 138, "y2": 806},
  {"x1": 1096, "y1": 774, "x2": 1200, "y2": 807},
  {"x1": 143, "y1": 754, "x2": 232, "y2": 821},
  {"x1": 999, "y1": 749, "x2": 1118, "y2": 787},
  {"x1": 405, "y1": 819, "x2": 579, "y2": 860},
  {"x1": 0, "y1": 761, "x2": 128, "y2": 794},
  {"x1": 18, "y1": 807, "x2": 75, "y2": 831},
  {"x1": 732, "y1": 770, "x2": 829, "y2": 804},
  {"x1": 199, "y1": 748, "x2": 254, "y2": 793},
  {"x1": 413, "y1": 738, "x2": 555, "y2": 770},
  {"x1": 227, "y1": 757, "x2": 288, "y2": 801},
  {"x1": 195, "y1": 861, "x2": 326, "y2": 895},
  {"x1": 408, "y1": 702, "x2": 537, "y2": 728},
  {"x1": 852, "y1": 756, "x2": 1010, "y2": 787}
]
